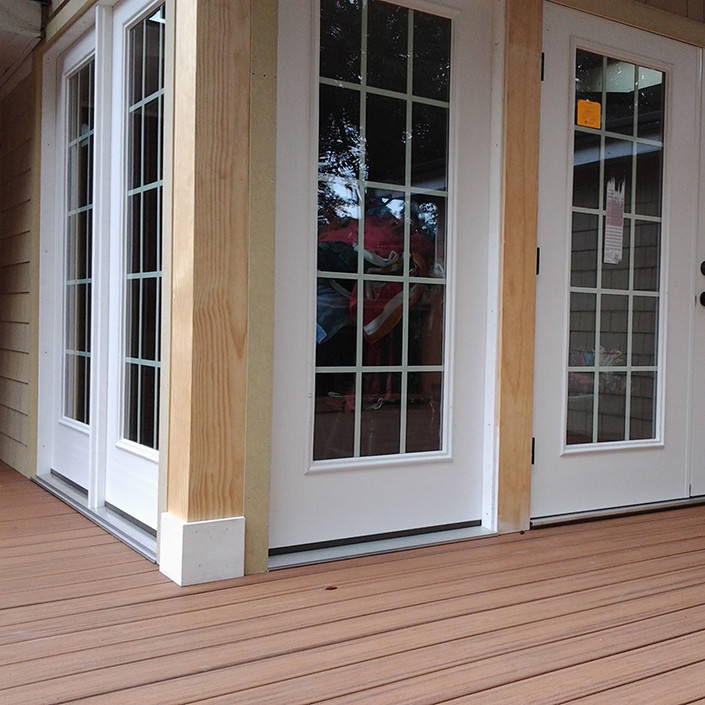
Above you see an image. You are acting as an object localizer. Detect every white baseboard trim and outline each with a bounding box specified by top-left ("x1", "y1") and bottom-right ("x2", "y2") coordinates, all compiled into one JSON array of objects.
[{"x1": 159, "y1": 512, "x2": 245, "y2": 586}]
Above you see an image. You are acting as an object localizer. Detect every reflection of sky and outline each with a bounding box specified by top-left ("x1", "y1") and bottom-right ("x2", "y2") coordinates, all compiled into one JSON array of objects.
[{"x1": 574, "y1": 140, "x2": 661, "y2": 166}]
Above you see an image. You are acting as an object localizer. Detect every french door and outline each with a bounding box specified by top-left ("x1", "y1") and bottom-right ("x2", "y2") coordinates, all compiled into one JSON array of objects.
[
  {"x1": 38, "y1": 0, "x2": 167, "y2": 531},
  {"x1": 269, "y1": 0, "x2": 500, "y2": 552},
  {"x1": 532, "y1": 3, "x2": 703, "y2": 519}
]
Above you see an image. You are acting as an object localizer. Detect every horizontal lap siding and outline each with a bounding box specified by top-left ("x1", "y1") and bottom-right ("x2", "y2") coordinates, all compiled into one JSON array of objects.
[{"x1": 0, "y1": 74, "x2": 35, "y2": 474}]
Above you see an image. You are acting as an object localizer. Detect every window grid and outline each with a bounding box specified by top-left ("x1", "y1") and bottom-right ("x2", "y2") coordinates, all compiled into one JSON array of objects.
[
  {"x1": 124, "y1": 6, "x2": 165, "y2": 450},
  {"x1": 63, "y1": 60, "x2": 95, "y2": 425},
  {"x1": 315, "y1": 0, "x2": 450, "y2": 460},
  {"x1": 568, "y1": 51, "x2": 664, "y2": 444}
]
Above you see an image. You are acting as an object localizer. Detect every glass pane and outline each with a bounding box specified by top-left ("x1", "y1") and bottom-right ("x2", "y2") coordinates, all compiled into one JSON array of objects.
[
  {"x1": 319, "y1": 84, "x2": 361, "y2": 179},
  {"x1": 367, "y1": 1, "x2": 407, "y2": 93},
  {"x1": 313, "y1": 373, "x2": 355, "y2": 460},
  {"x1": 320, "y1": 0, "x2": 361, "y2": 84},
  {"x1": 361, "y1": 372, "x2": 401, "y2": 456},
  {"x1": 633, "y1": 221, "x2": 660, "y2": 291},
  {"x1": 413, "y1": 10, "x2": 451, "y2": 101},
  {"x1": 573, "y1": 131, "x2": 601, "y2": 209},
  {"x1": 575, "y1": 50, "x2": 603, "y2": 114},
  {"x1": 318, "y1": 179, "x2": 360, "y2": 232},
  {"x1": 631, "y1": 296, "x2": 658, "y2": 366},
  {"x1": 571, "y1": 212, "x2": 598, "y2": 288},
  {"x1": 598, "y1": 371, "x2": 626, "y2": 442},
  {"x1": 406, "y1": 372, "x2": 442, "y2": 452},
  {"x1": 366, "y1": 94, "x2": 406, "y2": 184},
  {"x1": 569, "y1": 292, "x2": 596, "y2": 360},
  {"x1": 605, "y1": 58, "x2": 635, "y2": 135},
  {"x1": 630, "y1": 372, "x2": 656, "y2": 440},
  {"x1": 316, "y1": 279, "x2": 355, "y2": 363},
  {"x1": 412, "y1": 103, "x2": 448, "y2": 189},
  {"x1": 638, "y1": 67, "x2": 664, "y2": 140},
  {"x1": 600, "y1": 294, "x2": 628, "y2": 358},
  {"x1": 144, "y1": 97, "x2": 161, "y2": 185},
  {"x1": 635, "y1": 143, "x2": 662, "y2": 216},
  {"x1": 411, "y1": 194, "x2": 447, "y2": 277},
  {"x1": 360, "y1": 279, "x2": 403, "y2": 364},
  {"x1": 567, "y1": 371, "x2": 594, "y2": 444},
  {"x1": 408, "y1": 284, "x2": 444, "y2": 366},
  {"x1": 144, "y1": 10, "x2": 164, "y2": 98}
]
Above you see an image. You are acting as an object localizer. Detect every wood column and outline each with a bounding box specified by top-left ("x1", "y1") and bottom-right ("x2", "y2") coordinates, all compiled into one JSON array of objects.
[
  {"x1": 168, "y1": 0, "x2": 251, "y2": 525},
  {"x1": 496, "y1": 0, "x2": 543, "y2": 532}
]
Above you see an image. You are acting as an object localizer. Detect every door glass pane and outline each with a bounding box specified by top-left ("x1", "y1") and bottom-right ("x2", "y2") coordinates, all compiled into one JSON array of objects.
[
  {"x1": 124, "y1": 6, "x2": 165, "y2": 449},
  {"x1": 567, "y1": 50, "x2": 664, "y2": 445},
  {"x1": 63, "y1": 60, "x2": 95, "y2": 425},
  {"x1": 315, "y1": 0, "x2": 451, "y2": 460}
]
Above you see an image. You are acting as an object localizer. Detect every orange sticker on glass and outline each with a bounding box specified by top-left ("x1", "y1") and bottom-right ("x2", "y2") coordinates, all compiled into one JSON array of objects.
[{"x1": 576, "y1": 99, "x2": 601, "y2": 129}]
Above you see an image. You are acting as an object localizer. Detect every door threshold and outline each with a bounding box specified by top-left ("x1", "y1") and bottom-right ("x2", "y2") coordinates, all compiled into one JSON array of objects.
[
  {"x1": 268, "y1": 523, "x2": 494, "y2": 570},
  {"x1": 531, "y1": 496, "x2": 705, "y2": 528},
  {"x1": 33, "y1": 472, "x2": 157, "y2": 562}
]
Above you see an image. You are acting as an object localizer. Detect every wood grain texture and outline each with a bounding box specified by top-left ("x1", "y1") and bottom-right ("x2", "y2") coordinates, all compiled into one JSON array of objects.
[
  {"x1": 168, "y1": 0, "x2": 251, "y2": 522},
  {"x1": 4, "y1": 462, "x2": 705, "y2": 703},
  {"x1": 496, "y1": 0, "x2": 543, "y2": 532}
]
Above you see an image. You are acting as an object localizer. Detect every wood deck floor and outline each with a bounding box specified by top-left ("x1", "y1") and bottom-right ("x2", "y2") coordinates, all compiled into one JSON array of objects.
[{"x1": 4, "y1": 462, "x2": 705, "y2": 704}]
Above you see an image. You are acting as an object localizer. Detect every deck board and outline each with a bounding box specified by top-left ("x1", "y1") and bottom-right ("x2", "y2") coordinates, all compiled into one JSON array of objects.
[{"x1": 2, "y1": 462, "x2": 705, "y2": 704}]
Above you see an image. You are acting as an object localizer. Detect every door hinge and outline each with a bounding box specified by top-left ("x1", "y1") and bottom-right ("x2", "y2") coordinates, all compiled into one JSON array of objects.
[
  {"x1": 541, "y1": 52, "x2": 545, "y2": 81},
  {"x1": 531, "y1": 437, "x2": 536, "y2": 465},
  {"x1": 536, "y1": 247, "x2": 541, "y2": 276}
]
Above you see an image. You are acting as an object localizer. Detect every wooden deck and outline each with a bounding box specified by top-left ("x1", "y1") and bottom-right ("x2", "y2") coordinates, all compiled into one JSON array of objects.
[{"x1": 4, "y1": 462, "x2": 705, "y2": 704}]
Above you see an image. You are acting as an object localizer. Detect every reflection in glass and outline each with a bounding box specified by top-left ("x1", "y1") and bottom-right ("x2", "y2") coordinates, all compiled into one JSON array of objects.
[
  {"x1": 319, "y1": 85, "x2": 361, "y2": 179},
  {"x1": 605, "y1": 58, "x2": 635, "y2": 135},
  {"x1": 413, "y1": 11, "x2": 451, "y2": 101},
  {"x1": 320, "y1": 0, "x2": 362, "y2": 84},
  {"x1": 598, "y1": 371, "x2": 626, "y2": 442},
  {"x1": 631, "y1": 296, "x2": 658, "y2": 366},
  {"x1": 630, "y1": 372, "x2": 656, "y2": 440},
  {"x1": 64, "y1": 61, "x2": 95, "y2": 425},
  {"x1": 571, "y1": 213, "x2": 598, "y2": 288},
  {"x1": 124, "y1": 7, "x2": 165, "y2": 450},
  {"x1": 566, "y1": 49, "x2": 664, "y2": 445},
  {"x1": 315, "y1": 0, "x2": 451, "y2": 460},
  {"x1": 367, "y1": 1, "x2": 407, "y2": 92},
  {"x1": 573, "y1": 131, "x2": 601, "y2": 208},
  {"x1": 633, "y1": 221, "x2": 660, "y2": 291}
]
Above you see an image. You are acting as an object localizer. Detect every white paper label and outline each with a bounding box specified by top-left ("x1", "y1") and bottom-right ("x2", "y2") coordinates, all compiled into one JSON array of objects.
[{"x1": 604, "y1": 178, "x2": 625, "y2": 265}]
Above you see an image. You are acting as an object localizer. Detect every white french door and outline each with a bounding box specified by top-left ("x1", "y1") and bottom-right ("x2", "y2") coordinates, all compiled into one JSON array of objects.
[
  {"x1": 269, "y1": 0, "x2": 500, "y2": 553},
  {"x1": 532, "y1": 2, "x2": 703, "y2": 519},
  {"x1": 39, "y1": 0, "x2": 167, "y2": 532}
]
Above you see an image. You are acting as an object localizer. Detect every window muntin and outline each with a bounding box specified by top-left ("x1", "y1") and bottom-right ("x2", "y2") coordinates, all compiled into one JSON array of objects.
[
  {"x1": 63, "y1": 60, "x2": 95, "y2": 424},
  {"x1": 567, "y1": 49, "x2": 664, "y2": 445},
  {"x1": 314, "y1": 0, "x2": 451, "y2": 460},
  {"x1": 124, "y1": 6, "x2": 165, "y2": 450}
]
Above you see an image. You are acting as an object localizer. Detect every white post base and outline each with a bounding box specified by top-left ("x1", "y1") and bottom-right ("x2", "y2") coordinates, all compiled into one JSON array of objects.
[{"x1": 159, "y1": 512, "x2": 246, "y2": 586}]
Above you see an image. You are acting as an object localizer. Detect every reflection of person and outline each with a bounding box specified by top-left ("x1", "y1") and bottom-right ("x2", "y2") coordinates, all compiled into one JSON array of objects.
[{"x1": 317, "y1": 202, "x2": 433, "y2": 346}]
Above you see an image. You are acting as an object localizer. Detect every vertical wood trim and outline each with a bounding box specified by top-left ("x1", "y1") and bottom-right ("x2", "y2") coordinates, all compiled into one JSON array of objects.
[
  {"x1": 242, "y1": 0, "x2": 276, "y2": 575},
  {"x1": 168, "y1": 0, "x2": 250, "y2": 523},
  {"x1": 496, "y1": 0, "x2": 543, "y2": 532}
]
